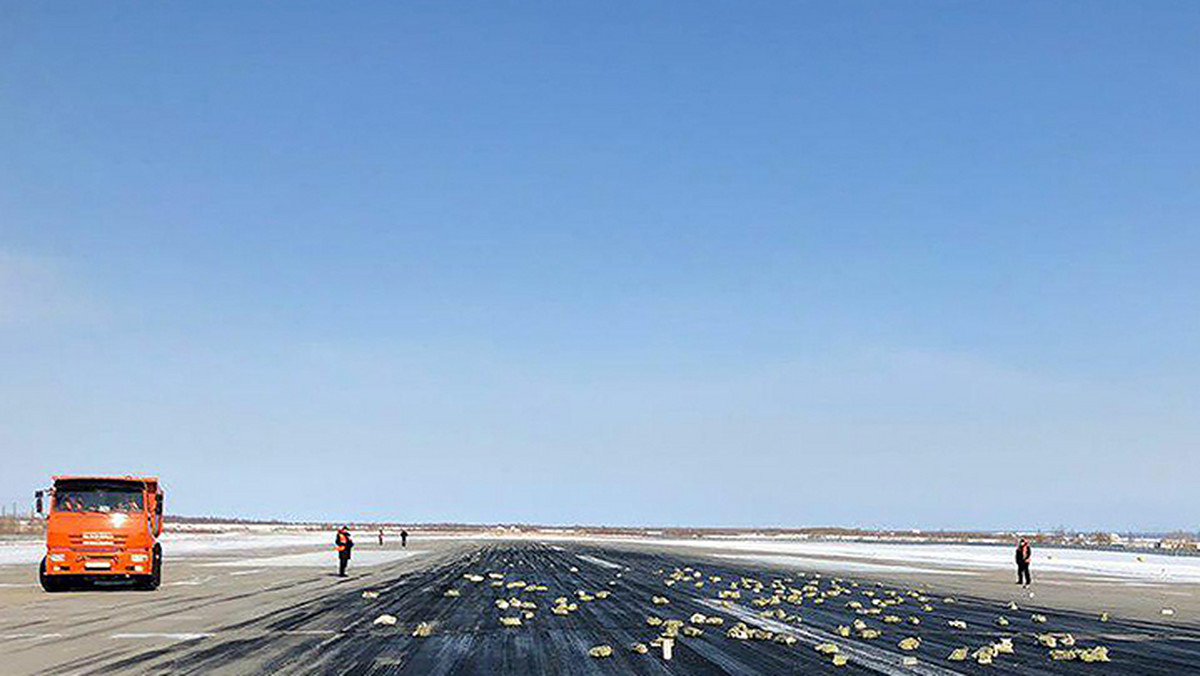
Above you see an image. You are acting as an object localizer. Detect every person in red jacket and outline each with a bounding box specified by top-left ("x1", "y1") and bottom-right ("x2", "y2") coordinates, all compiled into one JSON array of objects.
[
  {"x1": 335, "y1": 526, "x2": 354, "y2": 577},
  {"x1": 1016, "y1": 537, "x2": 1032, "y2": 586}
]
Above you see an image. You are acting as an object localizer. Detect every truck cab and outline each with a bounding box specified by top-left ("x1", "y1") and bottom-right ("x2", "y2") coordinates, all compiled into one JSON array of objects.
[{"x1": 37, "y1": 476, "x2": 164, "y2": 591}]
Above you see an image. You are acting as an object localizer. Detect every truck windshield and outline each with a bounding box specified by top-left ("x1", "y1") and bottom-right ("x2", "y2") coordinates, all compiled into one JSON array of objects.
[{"x1": 54, "y1": 483, "x2": 144, "y2": 514}]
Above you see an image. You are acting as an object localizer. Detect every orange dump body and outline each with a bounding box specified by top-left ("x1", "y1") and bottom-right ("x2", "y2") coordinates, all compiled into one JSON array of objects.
[{"x1": 43, "y1": 476, "x2": 163, "y2": 579}]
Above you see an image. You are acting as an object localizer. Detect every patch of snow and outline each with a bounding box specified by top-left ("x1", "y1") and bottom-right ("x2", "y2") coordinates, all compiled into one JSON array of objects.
[
  {"x1": 0, "y1": 540, "x2": 43, "y2": 566},
  {"x1": 0, "y1": 530, "x2": 457, "y2": 566},
  {"x1": 714, "y1": 553, "x2": 979, "y2": 576},
  {"x1": 201, "y1": 549, "x2": 423, "y2": 568},
  {"x1": 643, "y1": 539, "x2": 1200, "y2": 584}
]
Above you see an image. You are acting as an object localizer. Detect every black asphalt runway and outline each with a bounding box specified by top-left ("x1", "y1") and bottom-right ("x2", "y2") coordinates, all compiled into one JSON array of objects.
[{"x1": 5, "y1": 541, "x2": 1200, "y2": 674}]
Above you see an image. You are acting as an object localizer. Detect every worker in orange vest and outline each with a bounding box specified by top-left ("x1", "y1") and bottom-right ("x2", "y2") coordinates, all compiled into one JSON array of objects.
[{"x1": 335, "y1": 526, "x2": 354, "y2": 577}]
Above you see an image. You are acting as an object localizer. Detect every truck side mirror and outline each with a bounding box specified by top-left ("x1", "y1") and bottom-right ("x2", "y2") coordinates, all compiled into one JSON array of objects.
[
  {"x1": 34, "y1": 490, "x2": 44, "y2": 516},
  {"x1": 156, "y1": 495, "x2": 163, "y2": 516}
]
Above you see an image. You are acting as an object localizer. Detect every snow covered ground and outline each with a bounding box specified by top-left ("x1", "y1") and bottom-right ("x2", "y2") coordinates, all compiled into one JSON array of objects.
[
  {"x1": 201, "y1": 549, "x2": 424, "y2": 568},
  {"x1": 711, "y1": 553, "x2": 980, "y2": 577},
  {"x1": 0, "y1": 530, "x2": 473, "y2": 566},
  {"x1": 0, "y1": 531, "x2": 353, "y2": 566},
  {"x1": 639, "y1": 538, "x2": 1200, "y2": 584},
  {"x1": 0, "y1": 540, "x2": 48, "y2": 566}
]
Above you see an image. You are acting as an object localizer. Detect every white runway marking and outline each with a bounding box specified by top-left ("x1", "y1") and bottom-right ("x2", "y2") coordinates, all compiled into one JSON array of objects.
[
  {"x1": 703, "y1": 599, "x2": 965, "y2": 676},
  {"x1": 1095, "y1": 633, "x2": 1200, "y2": 642},
  {"x1": 229, "y1": 569, "x2": 264, "y2": 576},
  {"x1": 166, "y1": 575, "x2": 215, "y2": 587},
  {"x1": 577, "y1": 554, "x2": 622, "y2": 570},
  {"x1": 319, "y1": 633, "x2": 345, "y2": 648},
  {"x1": 111, "y1": 632, "x2": 213, "y2": 641},
  {"x1": 1, "y1": 633, "x2": 64, "y2": 640}
]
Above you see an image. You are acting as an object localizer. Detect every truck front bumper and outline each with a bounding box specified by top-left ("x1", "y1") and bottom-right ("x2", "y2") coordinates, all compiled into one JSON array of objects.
[{"x1": 45, "y1": 549, "x2": 152, "y2": 576}]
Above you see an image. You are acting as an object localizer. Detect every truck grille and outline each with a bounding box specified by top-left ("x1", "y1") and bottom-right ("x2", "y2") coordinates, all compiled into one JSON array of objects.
[{"x1": 69, "y1": 533, "x2": 128, "y2": 550}]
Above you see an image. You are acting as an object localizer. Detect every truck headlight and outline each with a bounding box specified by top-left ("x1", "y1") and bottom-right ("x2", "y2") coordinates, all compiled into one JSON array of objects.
[
  {"x1": 131, "y1": 554, "x2": 148, "y2": 563},
  {"x1": 49, "y1": 553, "x2": 66, "y2": 562}
]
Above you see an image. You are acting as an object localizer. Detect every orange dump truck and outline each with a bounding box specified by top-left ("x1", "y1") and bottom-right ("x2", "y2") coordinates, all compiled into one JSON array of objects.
[{"x1": 35, "y1": 476, "x2": 164, "y2": 591}]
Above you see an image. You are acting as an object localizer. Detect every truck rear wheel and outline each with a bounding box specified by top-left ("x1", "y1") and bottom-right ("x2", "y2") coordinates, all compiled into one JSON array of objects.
[{"x1": 39, "y1": 558, "x2": 64, "y2": 593}]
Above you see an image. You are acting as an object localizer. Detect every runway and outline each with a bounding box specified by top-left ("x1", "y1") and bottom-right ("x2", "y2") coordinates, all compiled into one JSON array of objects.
[{"x1": 2, "y1": 539, "x2": 1199, "y2": 674}]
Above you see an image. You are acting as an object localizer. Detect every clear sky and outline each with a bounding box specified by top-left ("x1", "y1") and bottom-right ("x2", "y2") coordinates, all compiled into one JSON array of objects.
[{"x1": 2, "y1": 2, "x2": 1198, "y2": 531}]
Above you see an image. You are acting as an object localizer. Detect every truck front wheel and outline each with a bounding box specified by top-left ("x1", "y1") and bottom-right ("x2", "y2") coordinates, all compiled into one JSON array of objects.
[
  {"x1": 39, "y1": 558, "x2": 64, "y2": 593},
  {"x1": 137, "y1": 546, "x2": 162, "y2": 591}
]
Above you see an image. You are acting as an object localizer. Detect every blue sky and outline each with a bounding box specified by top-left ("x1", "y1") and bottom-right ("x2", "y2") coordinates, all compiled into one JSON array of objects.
[{"x1": 2, "y1": 2, "x2": 1198, "y2": 530}]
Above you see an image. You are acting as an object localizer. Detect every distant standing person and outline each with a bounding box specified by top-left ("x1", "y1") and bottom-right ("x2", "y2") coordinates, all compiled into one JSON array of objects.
[
  {"x1": 378, "y1": 529, "x2": 384, "y2": 546},
  {"x1": 1016, "y1": 537, "x2": 1032, "y2": 586},
  {"x1": 336, "y1": 526, "x2": 354, "y2": 577},
  {"x1": 401, "y1": 529, "x2": 408, "y2": 548}
]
